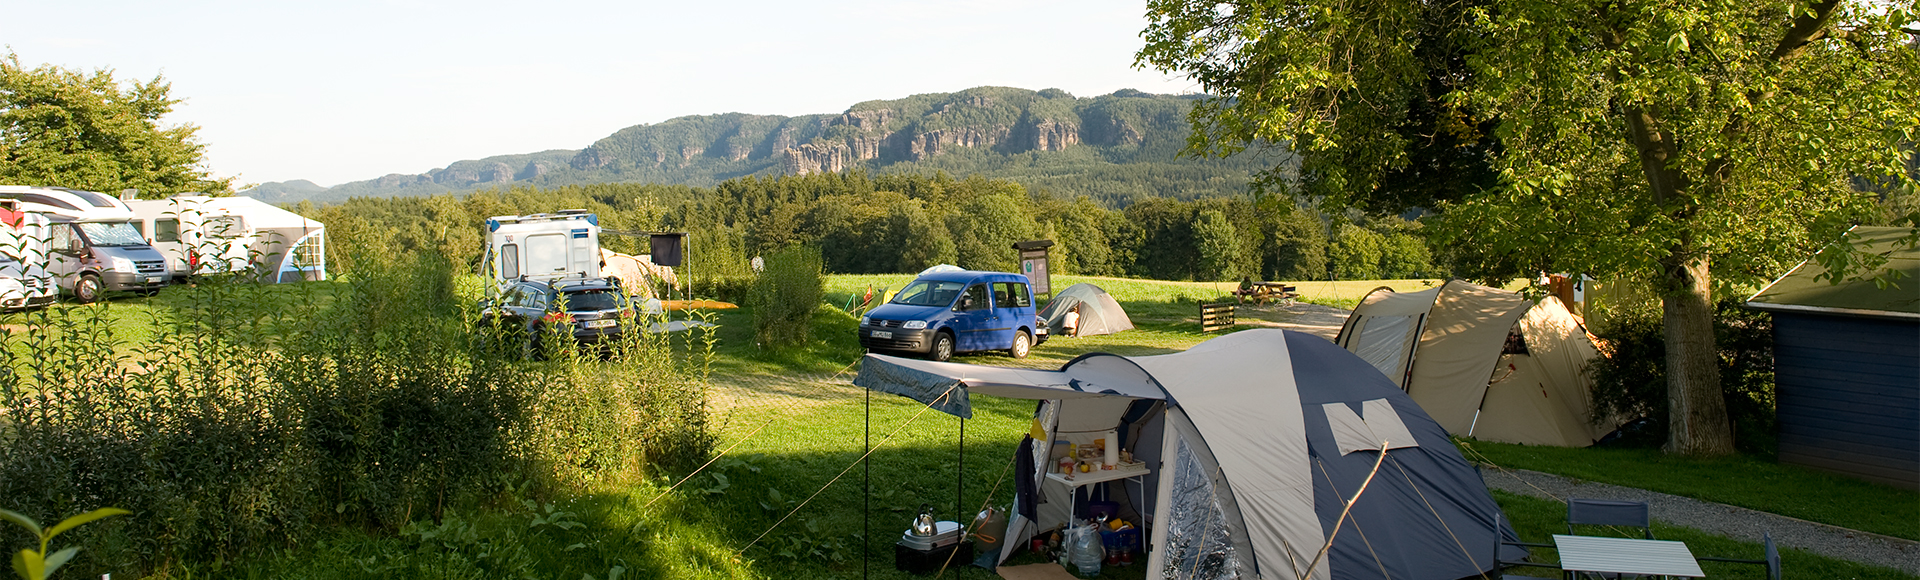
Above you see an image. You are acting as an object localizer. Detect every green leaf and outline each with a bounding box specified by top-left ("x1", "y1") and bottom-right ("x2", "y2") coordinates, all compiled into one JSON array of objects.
[
  {"x1": 39, "y1": 548, "x2": 76, "y2": 580},
  {"x1": 0, "y1": 510, "x2": 41, "y2": 538},
  {"x1": 13, "y1": 549, "x2": 42, "y2": 580},
  {"x1": 45, "y1": 508, "x2": 129, "y2": 541}
]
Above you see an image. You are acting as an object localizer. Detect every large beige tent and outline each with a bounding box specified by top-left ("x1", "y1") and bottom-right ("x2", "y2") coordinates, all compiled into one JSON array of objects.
[{"x1": 1334, "y1": 280, "x2": 1612, "y2": 447}]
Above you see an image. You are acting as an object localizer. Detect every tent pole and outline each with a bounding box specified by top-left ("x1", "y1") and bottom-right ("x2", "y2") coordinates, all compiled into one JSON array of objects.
[{"x1": 958, "y1": 417, "x2": 966, "y2": 526}]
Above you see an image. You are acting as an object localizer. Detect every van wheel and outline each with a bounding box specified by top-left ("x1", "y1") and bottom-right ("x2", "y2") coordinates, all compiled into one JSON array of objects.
[
  {"x1": 1008, "y1": 330, "x2": 1031, "y2": 359},
  {"x1": 74, "y1": 274, "x2": 103, "y2": 304},
  {"x1": 929, "y1": 332, "x2": 955, "y2": 362}
]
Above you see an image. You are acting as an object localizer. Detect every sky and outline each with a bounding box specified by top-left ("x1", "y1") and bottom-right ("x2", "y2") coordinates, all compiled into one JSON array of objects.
[{"x1": 4, "y1": 0, "x2": 1196, "y2": 188}]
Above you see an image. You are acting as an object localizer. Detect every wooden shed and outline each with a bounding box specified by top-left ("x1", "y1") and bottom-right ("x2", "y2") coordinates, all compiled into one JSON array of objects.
[{"x1": 1746, "y1": 226, "x2": 1919, "y2": 490}]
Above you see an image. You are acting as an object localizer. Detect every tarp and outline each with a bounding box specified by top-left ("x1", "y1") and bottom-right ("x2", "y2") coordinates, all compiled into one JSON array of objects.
[
  {"x1": 1038, "y1": 283, "x2": 1135, "y2": 337},
  {"x1": 853, "y1": 329, "x2": 1508, "y2": 580}
]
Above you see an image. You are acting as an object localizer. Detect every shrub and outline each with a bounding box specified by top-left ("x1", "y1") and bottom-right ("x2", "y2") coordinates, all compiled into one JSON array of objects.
[
  {"x1": 1587, "y1": 298, "x2": 1777, "y2": 453},
  {"x1": 0, "y1": 250, "x2": 715, "y2": 577},
  {"x1": 748, "y1": 246, "x2": 824, "y2": 349}
]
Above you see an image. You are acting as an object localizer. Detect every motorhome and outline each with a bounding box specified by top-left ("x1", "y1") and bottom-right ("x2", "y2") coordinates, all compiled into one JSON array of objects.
[
  {"x1": 127, "y1": 195, "x2": 327, "y2": 282},
  {"x1": 0, "y1": 205, "x2": 58, "y2": 309},
  {"x1": 0, "y1": 186, "x2": 171, "y2": 302},
  {"x1": 481, "y1": 211, "x2": 601, "y2": 288}
]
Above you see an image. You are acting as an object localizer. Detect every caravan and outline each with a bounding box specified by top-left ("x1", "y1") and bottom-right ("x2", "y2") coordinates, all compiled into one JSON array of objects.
[
  {"x1": 0, "y1": 186, "x2": 170, "y2": 302},
  {"x1": 127, "y1": 195, "x2": 327, "y2": 282},
  {"x1": 481, "y1": 211, "x2": 602, "y2": 287},
  {"x1": 0, "y1": 205, "x2": 57, "y2": 310}
]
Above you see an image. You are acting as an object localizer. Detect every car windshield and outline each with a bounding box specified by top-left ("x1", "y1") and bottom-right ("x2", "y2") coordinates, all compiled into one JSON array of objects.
[
  {"x1": 892, "y1": 280, "x2": 966, "y2": 307},
  {"x1": 77, "y1": 222, "x2": 148, "y2": 247},
  {"x1": 560, "y1": 289, "x2": 625, "y2": 312}
]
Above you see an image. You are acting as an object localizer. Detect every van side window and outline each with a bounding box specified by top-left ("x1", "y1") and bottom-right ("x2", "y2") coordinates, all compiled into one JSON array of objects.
[
  {"x1": 960, "y1": 284, "x2": 990, "y2": 311},
  {"x1": 154, "y1": 219, "x2": 179, "y2": 243},
  {"x1": 995, "y1": 282, "x2": 1030, "y2": 308},
  {"x1": 500, "y1": 243, "x2": 520, "y2": 279}
]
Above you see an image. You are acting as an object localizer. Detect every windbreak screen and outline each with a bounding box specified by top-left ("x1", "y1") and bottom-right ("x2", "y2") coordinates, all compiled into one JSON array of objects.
[{"x1": 1162, "y1": 435, "x2": 1241, "y2": 580}]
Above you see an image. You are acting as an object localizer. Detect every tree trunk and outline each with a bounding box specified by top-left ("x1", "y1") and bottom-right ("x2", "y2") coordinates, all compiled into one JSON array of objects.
[
  {"x1": 1623, "y1": 106, "x2": 1737, "y2": 456},
  {"x1": 1660, "y1": 239, "x2": 1735, "y2": 455}
]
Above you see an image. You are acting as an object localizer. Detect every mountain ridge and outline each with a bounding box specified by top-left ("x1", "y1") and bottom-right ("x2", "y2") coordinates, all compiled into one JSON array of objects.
[{"x1": 244, "y1": 86, "x2": 1286, "y2": 207}]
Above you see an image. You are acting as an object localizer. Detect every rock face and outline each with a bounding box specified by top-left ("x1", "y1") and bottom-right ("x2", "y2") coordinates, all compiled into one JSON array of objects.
[
  {"x1": 1030, "y1": 120, "x2": 1079, "y2": 152},
  {"x1": 242, "y1": 87, "x2": 1222, "y2": 204},
  {"x1": 782, "y1": 142, "x2": 852, "y2": 175}
]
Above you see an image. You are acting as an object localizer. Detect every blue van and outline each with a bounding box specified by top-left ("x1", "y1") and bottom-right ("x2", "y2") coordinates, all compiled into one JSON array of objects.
[{"x1": 859, "y1": 270, "x2": 1046, "y2": 361}]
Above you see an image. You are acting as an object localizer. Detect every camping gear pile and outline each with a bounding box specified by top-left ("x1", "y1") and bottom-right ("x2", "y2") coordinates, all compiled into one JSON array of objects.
[
  {"x1": 854, "y1": 328, "x2": 1513, "y2": 579},
  {"x1": 1038, "y1": 283, "x2": 1133, "y2": 338},
  {"x1": 1335, "y1": 280, "x2": 1619, "y2": 447}
]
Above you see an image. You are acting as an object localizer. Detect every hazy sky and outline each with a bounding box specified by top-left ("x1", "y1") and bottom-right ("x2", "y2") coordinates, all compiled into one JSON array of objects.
[{"x1": 4, "y1": 0, "x2": 1195, "y2": 187}]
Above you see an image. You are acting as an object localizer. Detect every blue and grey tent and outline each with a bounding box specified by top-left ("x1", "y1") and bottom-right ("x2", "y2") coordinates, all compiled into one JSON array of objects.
[{"x1": 854, "y1": 328, "x2": 1512, "y2": 580}]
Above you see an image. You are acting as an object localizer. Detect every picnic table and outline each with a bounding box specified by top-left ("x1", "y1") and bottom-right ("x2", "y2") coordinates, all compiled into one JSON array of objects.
[{"x1": 1231, "y1": 282, "x2": 1298, "y2": 306}]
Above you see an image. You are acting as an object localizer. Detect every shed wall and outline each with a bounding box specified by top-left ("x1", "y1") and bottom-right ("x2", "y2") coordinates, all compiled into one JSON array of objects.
[{"x1": 1771, "y1": 312, "x2": 1920, "y2": 490}]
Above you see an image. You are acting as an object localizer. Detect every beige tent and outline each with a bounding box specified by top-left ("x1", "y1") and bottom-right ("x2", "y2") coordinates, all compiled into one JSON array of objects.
[{"x1": 1335, "y1": 280, "x2": 1612, "y2": 447}]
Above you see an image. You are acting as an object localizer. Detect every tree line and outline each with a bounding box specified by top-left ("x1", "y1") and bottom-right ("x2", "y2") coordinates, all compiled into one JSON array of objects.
[{"x1": 299, "y1": 171, "x2": 1448, "y2": 290}]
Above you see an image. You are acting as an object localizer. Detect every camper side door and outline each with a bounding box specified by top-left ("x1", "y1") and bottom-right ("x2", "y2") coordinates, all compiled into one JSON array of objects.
[{"x1": 48, "y1": 224, "x2": 84, "y2": 283}]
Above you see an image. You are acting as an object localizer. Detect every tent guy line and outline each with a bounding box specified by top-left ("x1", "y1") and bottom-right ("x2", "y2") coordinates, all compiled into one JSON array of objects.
[{"x1": 735, "y1": 381, "x2": 963, "y2": 557}]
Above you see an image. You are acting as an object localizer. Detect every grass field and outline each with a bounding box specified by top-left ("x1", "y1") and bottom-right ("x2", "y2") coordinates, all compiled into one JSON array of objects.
[
  {"x1": 37, "y1": 272, "x2": 1918, "y2": 579},
  {"x1": 1463, "y1": 439, "x2": 1920, "y2": 541}
]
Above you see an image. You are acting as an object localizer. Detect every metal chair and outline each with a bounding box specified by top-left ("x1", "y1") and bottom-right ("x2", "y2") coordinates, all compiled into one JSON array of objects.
[
  {"x1": 1495, "y1": 512, "x2": 1566, "y2": 579},
  {"x1": 1565, "y1": 498, "x2": 1652, "y2": 539},
  {"x1": 1698, "y1": 532, "x2": 1781, "y2": 580}
]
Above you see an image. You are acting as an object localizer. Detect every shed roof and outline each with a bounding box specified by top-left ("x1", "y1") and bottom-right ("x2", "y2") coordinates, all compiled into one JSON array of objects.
[{"x1": 1747, "y1": 226, "x2": 1920, "y2": 319}]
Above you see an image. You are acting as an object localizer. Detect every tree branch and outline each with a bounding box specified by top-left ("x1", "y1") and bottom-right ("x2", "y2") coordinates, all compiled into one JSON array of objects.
[{"x1": 1769, "y1": 0, "x2": 1841, "y2": 63}]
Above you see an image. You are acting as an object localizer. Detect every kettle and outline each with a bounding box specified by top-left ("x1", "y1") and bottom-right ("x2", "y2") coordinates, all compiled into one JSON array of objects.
[{"x1": 910, "y1": 504, "x2": 937, "y2": 537}]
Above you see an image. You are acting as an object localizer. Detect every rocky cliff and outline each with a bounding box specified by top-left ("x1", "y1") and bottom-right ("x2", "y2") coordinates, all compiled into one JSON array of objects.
[{"x1": 245, "y1": 86, "x2": 1269, "y2": 205}]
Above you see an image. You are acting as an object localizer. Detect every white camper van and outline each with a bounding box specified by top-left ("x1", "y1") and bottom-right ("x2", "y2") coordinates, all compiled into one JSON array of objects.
[
  {"x1": 0, "y1": 204, "x2": 58, "y2": 310},
  {"x1": 0, "y1": 186, "x2": 171, "y2": 302},
  {"x1": 481, "y1": 211, "x2": 601, "y2": 287},
  {"x1": 127, "y1": 195, "x2": 327, "y2": 282}
]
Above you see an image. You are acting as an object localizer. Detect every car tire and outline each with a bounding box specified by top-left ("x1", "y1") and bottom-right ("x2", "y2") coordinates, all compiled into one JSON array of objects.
[
  {"x1": 74, "y1": 274, "x2": 103, "y2": 304},
  {"x1": 929, "y1": 332, "x2": 955, "y2": 362},
  {"x1": 1008, "y1": 330, "x2": 1031, "y2": 359}
]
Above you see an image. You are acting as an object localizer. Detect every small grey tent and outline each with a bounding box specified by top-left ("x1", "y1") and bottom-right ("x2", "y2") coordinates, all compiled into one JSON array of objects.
[
  {"x1": 1038, "y1": 283, "x2": 1134, "y2": 337},
  {"x1": 854, "y1": 329, "x2": 1512, "y2": 580},
  {"x1": 1335, "y1": 281, "x2": 1613, "y2": 447}
]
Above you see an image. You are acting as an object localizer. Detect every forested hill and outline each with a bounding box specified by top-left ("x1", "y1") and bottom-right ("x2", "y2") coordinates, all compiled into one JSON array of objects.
[{"x1": 243, "y1": 87, "x2": 1286, "y2": 207}]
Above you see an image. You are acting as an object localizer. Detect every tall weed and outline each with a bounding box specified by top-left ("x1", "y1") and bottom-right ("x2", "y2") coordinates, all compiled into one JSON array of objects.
[{"x1": 0, "y1": 248, "x2": 714, "y2": 576}]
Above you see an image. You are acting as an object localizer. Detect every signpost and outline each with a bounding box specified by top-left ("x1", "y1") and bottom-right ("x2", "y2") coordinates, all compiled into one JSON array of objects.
[{"x1": 1012, "y1": 239, "x2": 1054, "y2": 302}]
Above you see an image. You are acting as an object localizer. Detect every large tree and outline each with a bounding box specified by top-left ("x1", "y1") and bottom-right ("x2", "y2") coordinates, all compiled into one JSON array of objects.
[
  {"x1": 1, "y1": 53, "x2": 232, "y2": 197},
  {"x1": 1141, "y1": 0, "x2": 1919, "y2": 454}
]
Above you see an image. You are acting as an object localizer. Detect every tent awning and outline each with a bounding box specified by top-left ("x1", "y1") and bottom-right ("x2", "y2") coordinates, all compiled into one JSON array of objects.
[{"x1": 853, "y1": 354, "x2": 1160, "y2": 419}]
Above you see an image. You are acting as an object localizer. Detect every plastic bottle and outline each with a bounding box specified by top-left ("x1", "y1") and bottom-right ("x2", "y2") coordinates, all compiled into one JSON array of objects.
[{"x1": 1070, "y1": 522, "x2": 1105, "y2": 577}]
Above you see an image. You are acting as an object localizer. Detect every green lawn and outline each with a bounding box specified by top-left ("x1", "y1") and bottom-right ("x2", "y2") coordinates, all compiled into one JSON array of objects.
[
  {"x1": 1497, "y1": 490, "x2": 1915, "y2": 580},
  {"x1": 1462, "y1": 439, "x2": 1920, "y2": 542}
]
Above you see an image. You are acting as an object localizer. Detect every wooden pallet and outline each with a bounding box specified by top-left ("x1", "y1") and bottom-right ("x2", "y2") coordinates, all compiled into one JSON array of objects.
[{"x1": 1200, "y1": 303, "x2": 1236, "y2": 332}]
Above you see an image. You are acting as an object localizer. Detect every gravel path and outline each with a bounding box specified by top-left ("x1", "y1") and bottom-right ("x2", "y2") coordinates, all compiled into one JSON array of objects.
[{"x1": 1481, "y1": 467, "x2": 1920, "y2": 575}]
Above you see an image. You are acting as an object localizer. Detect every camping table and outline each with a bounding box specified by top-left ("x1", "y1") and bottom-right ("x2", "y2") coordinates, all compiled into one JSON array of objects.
[
  {"x1": 1046, "y1": 467, "x2": 1149, "y2": 525},
  {"x1": 1553, "y1": 534, "x2": 1704, "y2": 579}
]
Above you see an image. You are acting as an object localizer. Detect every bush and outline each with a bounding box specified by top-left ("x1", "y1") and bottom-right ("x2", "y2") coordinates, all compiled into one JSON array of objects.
[
  {"x1": 0, "y1": 251, "x2": 716, "y2": 577},
  {"x1": 748, "y1": 246, "x2": 824, "y2": 349},
  {"x1": 1587, "y1": 299, "x2": 1777, "y2": 453}
]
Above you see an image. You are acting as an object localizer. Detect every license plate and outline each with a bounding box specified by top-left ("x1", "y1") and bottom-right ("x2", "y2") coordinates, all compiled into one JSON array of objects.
[
  {"x1": 584, "y1": 319, "x2": 616, "y2": 329},
  {"x1": 871, "y1": 330, "x2": 892, "y2": 339}
]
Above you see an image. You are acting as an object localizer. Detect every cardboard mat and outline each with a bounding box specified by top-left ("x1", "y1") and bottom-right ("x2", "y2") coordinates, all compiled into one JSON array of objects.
[{"x1": 995, "y1": 563, "x2": 1080, "y2": 580}]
